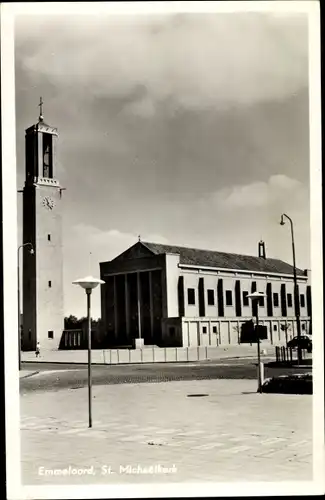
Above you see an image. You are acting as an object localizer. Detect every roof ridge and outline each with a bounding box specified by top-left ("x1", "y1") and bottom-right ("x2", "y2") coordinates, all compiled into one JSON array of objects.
[{"x1": 143, "y1": 241, "x2": 275, "y2": 262}]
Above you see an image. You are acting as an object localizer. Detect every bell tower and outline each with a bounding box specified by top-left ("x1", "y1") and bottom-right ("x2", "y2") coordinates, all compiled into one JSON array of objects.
[{"x1": 22, "y1": 99, "x2": 64, "y2": 351}]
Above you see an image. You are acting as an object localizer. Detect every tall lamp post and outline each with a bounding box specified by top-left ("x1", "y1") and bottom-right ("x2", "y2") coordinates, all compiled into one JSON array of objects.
[
  {"x1": 247, "y1": 291, "x2": 266, "y2": 393},
  {"x1": 280, "y1": 213, "x2": 302, "y2": 364},
  {"x1": 18, "y1": 242, "x2": 34, "y2": 370},
  {"x1": 72, "y1": 276, "x2": 105, "y2": 428}
]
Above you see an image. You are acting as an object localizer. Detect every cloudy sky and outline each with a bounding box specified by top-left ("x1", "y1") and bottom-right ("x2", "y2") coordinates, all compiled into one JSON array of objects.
[{"x1": 14, "y1": 8, "x2": 311, "y2": 318}]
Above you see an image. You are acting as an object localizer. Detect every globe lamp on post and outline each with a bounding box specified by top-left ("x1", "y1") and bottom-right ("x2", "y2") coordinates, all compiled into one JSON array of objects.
[
  {"x1": 247, "y1": 291, "x2": 267, "y2": 393},
  {"x1": 280, "y1": 213, "x2": 302, "y2": 364},
  {"x1": 72, "y1": 276, "x2": 105, "y2": 428}
]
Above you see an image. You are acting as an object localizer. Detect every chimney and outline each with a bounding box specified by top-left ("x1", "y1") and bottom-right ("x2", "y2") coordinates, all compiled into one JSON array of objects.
[
  {"x1": 258, "y1": 240, "x2": 266, "y2": 259},
  {"x1": 304, "y1": 269, "x2": 311, "y2": 281}
]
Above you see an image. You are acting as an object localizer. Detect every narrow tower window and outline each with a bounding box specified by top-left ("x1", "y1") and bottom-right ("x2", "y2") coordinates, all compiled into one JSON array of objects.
[
  {"x1": 42, "y1": 133, "x2": 53, "y2": 178},
  {"x1": 48, "y1": 280, "x2": 52, "y2": 288},
  {"x1": 48, "y1": 234, "x2": 51, "y2": 241}
]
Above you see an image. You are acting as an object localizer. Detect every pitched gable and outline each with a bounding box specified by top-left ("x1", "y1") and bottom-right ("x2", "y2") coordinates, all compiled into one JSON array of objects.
[{"x1": 112, "y1": 242, "x2": 155, "y2": 262}]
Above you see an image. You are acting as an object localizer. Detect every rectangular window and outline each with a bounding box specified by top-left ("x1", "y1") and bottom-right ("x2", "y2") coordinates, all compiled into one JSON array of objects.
[
  {"x1": 207, "y1": 289, "x2": 215, "y2": 306},
  {"x1": 273, "y1": 324, "x2": 277, "y2": 331},
  {"x1": 202, "y1": 326, "x2": 207, "y2": 334},
  {"x1": 259, "y1": 296, "x2": 265, "y2": 307},
  {"x1": 48, "y1": 234, "x2": 51, "y2": 241},
  {"x1": 300, "y1": 294, "x2": 305, "y2": 307},
  {"x1": 48, "y1": 331, "x2": 54, "y2": 339},
  {"x1": 273, "y1": 293, "x2": 279, "y2": 307},
  {"x1": 48, "y1": 280, "x2": 52, "y2": 288},
  {"x1": 187, "y1": 288, "x2": 195, "y2": 305},
  {"x1": 225, "y1": 290, "x2": 233, "y2": 306},
  {"x1": 287, "y1": 293, "x2": 293, "y2": 307},
  {"x1": 302, "y1": 323, "x2": 306, "y2": 331},
  {"x1": 212, "y1": 326, "x2": 217, "y2": 334},
  {"x1": 242, "y1": 291, "x2": 249, "y2": 306}
]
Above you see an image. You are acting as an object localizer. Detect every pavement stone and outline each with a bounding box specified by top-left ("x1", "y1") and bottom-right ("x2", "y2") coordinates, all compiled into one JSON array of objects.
[{"x1": 20, "y1": 379, "x2": 313, "y2": 484}]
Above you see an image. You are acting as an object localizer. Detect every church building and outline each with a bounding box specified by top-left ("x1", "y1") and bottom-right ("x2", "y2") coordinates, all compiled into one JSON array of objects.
[
  {"x1": 100, "y1": 241, "x2": 311, "y2": 348},
  {"x1": 21, "y1": 102, "x2": 64, "y2": 351}
]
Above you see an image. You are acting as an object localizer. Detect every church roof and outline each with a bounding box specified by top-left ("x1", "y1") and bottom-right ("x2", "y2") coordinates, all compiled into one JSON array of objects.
[{"x1": 139, "y1": 241, "x2": 306, "y2": 276}]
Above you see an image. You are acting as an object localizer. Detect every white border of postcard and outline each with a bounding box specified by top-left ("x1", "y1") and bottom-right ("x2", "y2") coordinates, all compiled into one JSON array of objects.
[{"x1": 1, "y1": 1, "x2": 324, "y2": 499}]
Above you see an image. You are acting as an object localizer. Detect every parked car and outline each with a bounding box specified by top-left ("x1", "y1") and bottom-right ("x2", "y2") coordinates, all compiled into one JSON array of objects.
[{"x1": 287, "y1": 335, "x2": 312, "y2": 353}]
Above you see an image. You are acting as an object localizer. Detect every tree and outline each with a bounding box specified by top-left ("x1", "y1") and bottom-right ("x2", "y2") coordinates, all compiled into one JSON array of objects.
[
  {"x1": 280, "y1": 323, "x2": 291, "y2": 345},
  {"x1": 64, "y1": 315, "x2": 83, "y2": 330},
  {"x1": 64, "y1": 315, "x2": 102, "y2": 330}
]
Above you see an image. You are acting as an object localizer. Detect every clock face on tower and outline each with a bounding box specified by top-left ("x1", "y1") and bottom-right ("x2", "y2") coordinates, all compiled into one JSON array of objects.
[{"x1": 42, "y1": 196, "x2": 55, "y2": 210}]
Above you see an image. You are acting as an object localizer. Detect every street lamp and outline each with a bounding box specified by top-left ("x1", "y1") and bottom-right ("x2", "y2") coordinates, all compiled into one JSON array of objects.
[
  {"x1": 18, "y1": 242, "x2": 34, "y2": 370},
  {"x1": 280, "y1": 213, "x2": 302, "y2": 364},
  {"x1": 72, "y1": 275, "x2": 105, "y2": 428},
  {"x1": 247, "y1": 291, "x2": 266, "y2": 393}
]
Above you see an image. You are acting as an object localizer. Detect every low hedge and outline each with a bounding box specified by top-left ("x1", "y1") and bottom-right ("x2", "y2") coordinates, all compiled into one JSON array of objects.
[{"x1": 261, "y1": 373, "x2": 312, "y2": 394}]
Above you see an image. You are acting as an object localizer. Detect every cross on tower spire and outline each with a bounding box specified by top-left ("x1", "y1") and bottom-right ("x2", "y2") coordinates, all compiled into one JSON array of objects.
[{"x1": 38, "y1": 96, "x2": 44, "y2": 122}]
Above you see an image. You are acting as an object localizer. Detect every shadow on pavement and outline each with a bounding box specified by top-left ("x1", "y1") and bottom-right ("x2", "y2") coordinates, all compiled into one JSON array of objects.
[{"x1": 265, "y1": 359, "x2": 312, "y2": 368}]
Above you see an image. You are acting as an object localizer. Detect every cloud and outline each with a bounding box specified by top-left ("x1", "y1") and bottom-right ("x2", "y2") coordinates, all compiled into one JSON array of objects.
[
  {"x1": 209, "y1": 174, "x2": 306, "y2": 210},
  {"x1": 15, "y1": 12, "x2": 308, "y2": 110},
  {"x1": 124, "y1": 95, "x2": 156, "y2": 118}
]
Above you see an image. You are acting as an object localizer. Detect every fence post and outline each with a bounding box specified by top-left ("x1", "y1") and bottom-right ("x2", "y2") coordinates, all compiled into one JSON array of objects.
[{"x1": 260, "y1": 361, "x2": 265, "y2": 386}]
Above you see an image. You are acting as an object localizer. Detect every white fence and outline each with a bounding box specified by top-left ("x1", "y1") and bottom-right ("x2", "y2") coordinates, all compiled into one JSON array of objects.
[{"x1": 22, "y1": 343, "x2": 276, "y2": 365}]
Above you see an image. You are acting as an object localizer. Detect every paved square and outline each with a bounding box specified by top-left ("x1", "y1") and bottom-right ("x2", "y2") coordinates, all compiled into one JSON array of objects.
[{"x1": 20, "y1": 379, "x2": 312, "y2": 484}]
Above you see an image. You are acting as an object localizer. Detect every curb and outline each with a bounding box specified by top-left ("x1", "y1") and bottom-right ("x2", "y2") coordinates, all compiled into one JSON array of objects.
[
  {"x1": 19, "y1": 371, "x2": 39, "y2": 379},
  {"x1": 21, "y1": 355, "x2": 260, "y2": 366}
]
